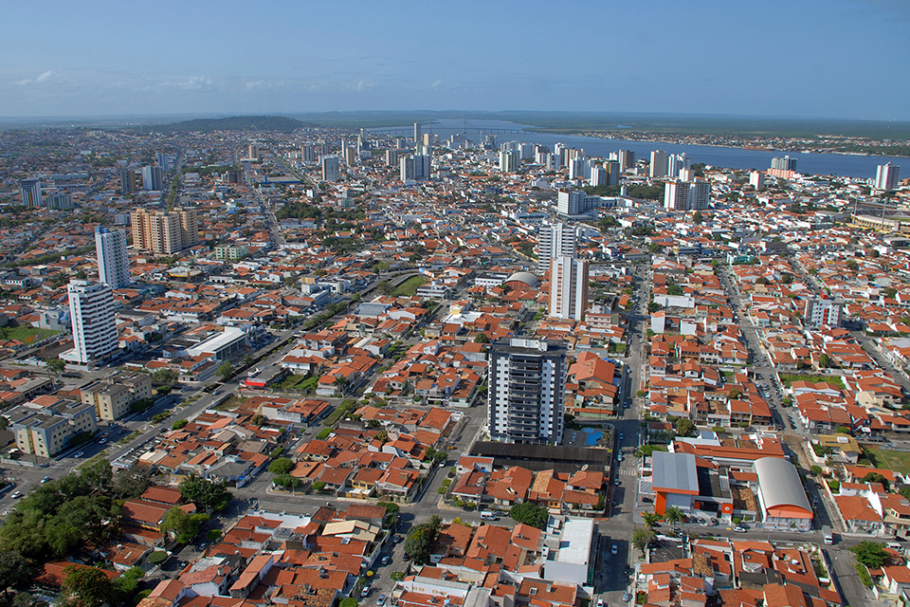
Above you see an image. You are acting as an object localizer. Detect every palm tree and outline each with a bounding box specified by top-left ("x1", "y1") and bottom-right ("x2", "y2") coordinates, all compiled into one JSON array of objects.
[
  {"x1": 641, "y1": 512, "x2": 662, "y2": 529},
  {"x1": 664, "y1": 507, "x2": 683, "y2": 530}
]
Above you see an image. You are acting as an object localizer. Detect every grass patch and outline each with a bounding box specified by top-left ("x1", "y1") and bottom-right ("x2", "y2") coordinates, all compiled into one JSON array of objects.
[
  {"x1": 275, "y1": 374, "x2": 309, "y2": 390},
  {"x1": 324, "y1": 399, "x2": 357, "y2": 426},
  {"x1": 0, "y1": 325, "x2": 60, "y2": 344},
  {"x1": 392, "y1": 276, "x2": 428, "y2": 297},
  {"x1": 856, "y1": 562, "x2": 873, "y2": 588},
  {"x1": 76, "y1": 453, "x2": 107, "y2": 471},
  {"x1": 864, "y1": 446, "x2": 910, "y2": 475},
  {"x1": 214, "y1": 395, "x2": 247, "y2": 411},
  {"x1": 778, "y1": 373, "x2": 845, "y2": 389},
  {"x1": 117, "y1": 430, "x2": 142, "y2": 445}
]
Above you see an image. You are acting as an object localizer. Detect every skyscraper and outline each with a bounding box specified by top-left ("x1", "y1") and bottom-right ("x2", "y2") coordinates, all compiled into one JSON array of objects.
[
  {"x1": 94, "y1": 226, "x2": 130, "y2": 289},
  {"x1": 667, "y1": 153, "x2": 690, "y2": 178},
  {"x1": 141, "y1": 166, "x2": 163, "y2": 191},
  {"x1": 67, "y1": 280, "x2": 118, "y2": 364},
  {"x1": 499, "y1": 149, "x2": 519, "y2": 173},
  {"x1": 414, "y1": 122, "x2": 422, "y2": 144},
  {"x1": 875, "y1": 162, "x2": 901, "y2": 191},
  {"x1": 649, "y1": 150, "x2": 669, "y2": 178},
  {"x1": 664, "y1": 180, "x2": 710, "y2": 211},
  {"x1": 618, "y1": 149, "x2": 635, "y2": 170},
  {"x1": 538, "y1": 223, "x2": 576, "y2": 274},
  {"x1": 771, "y1": 155, "x2": 797, "y2": 171},
  {"x1": 488, "y1": 338, "x2": 567, "y2": 445},
  {"x1": 130, "y1": 209, "x2": 195, "y2": 254},
  {"x1": 549, "y1": 256, "x2": 589, "y2": 321},
  {"x1": 750, "y1": 171, "x2": 765, "y2": 190},
  {"x1": 20, "y1": 179, "x2": 42, "y2": 207},
  {"x1": 589, "y1": 166, "x2": 607, "y2": 187},
  {"x1": 321, "y1": 155, "x2": 340, "y2": 181},
  {"x1": 400, "y1": 154, "x2": 431, "y2": 181},
  {"x1": 177, "y1": 208, "x2": 199, "y2": 249},
  {"x1": 120, "y1": 169, "x2": 139, "y2": 194}
]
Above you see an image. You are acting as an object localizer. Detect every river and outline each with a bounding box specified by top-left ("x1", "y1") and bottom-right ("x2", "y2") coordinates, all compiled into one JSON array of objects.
[{"x1": 369, "y1": 118, "x2": 904, "y2": 179}]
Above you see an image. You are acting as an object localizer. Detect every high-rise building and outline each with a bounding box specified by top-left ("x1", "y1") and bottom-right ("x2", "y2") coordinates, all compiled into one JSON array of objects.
[
  {"x1": 385, "y1": 149, "x2": 399, "y2": 167},
  {"x1": 157, "y1": 153, "x2": 173, "y2": 171},
  {"x1": 343, "y1": 146, "x2": 357, "y2": 167},
  {"x1": 400, "y1": 154, "x2": 431, "y2": 181},
  {"x1": 321, "y1": 155, "x2": 340, "y2": 181},
  {"x1": 67, "y1": 280, "x2": 118, "y2": 364},
  {"x1": 589, "y1": 166, "x2": 607, "y2": 187},
  {"x1": 119, "y1": 169, "x2": 139, "y2": 194},
  {"x1": 131, "y1": 209, "x2": 194, "y2": 254},
  {"x1": 650, "y1": 150, "x2": 669, "y2": 178},
  {"x1": 804, "y1": 297, "x2": 841, "y2": 329},
  {"x1": 750, "y1": 171, "x2": 765, "y2": 190},
  {"x1": 875, "y1": 162, "x2": 901, "y2": 191},
  {"x1": 94, "y1": 226, "x2": 130, "y2": 289},
  {"x1": 414, "y1": 122, "x2": 422, "y2": 144},
  {"x1": 618, "y1": 149, "x2": 635, "y2": 170},
  {"x1": 488, "y1": 338, "x2": 567, "y2": 445},
  {"x1": 538, "y1": 223, "x2": 576, "y2": 274},
  {"x1": 667, "y1": 153, "x2": 690, "y2": 178},
  {"x1": 247, "y1": 144, "x2": 260, "y2": 161},
  {"x1": 771, "y1": 155, "x2": 797, "y2": 171},
  {"x1": 176, "y1": 208, "x2": 199, "y2": 249},
  {"x1": 141, "y1": 166, "x2": 163, "y2": 191},
  {"x1": 549, "y1": 256, "x2": 589, "y2": 321},
  {"x1": 45, "y1": 191, "x2": 74, "y2": 210},
  {"x1": 664, "y1": 180, "x2": 710, "y2": 212},
  {"x1": 300, "y1": 144, "x2": 316, "y2": 163},
  {"x1": 20, "y1": 179, "x2": 42, "y2": 207},
  {"x1": 499, "y1": 149, "x2": 519, "y2": 173},
  {"x1": 568, "y1": 157, "x2": 586, "y2": 180}
]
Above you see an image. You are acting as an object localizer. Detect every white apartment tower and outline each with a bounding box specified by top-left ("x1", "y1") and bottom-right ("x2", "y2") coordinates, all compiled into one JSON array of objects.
[
  {"x1": 94, "y1": 226, "x2": 130, "y2": 289},
  {"x1": 875, "y1": 162, "x2": 901, "y2": 191},
  {"x1": 321, "y1": 155, "x2": 341, "y2": 181},
  {"x1": 664, "y1": 180, "x2": 710, "y2": 212},
  {"x1": 750, "y1": 171, "x2": 765, "y2": 190},
  {"x1": 549, "y1": 256, "x2": 590, "y2": 321},
  {"x1": 67, "y1": 280, "x2": 118, "y2": 364},
  {"x1": 650, "y1": 150, "x2": 669, "y2": 178},
  {"x1": 538, "y1": 223, "x2": 576, "y2": 274},
  {"x1": 804, "y1": 297, "x2": 841, "y2": 329},
  {"x1": 499, "y1": 149, "x2": 519, "y2": 173},
  {"x1": 488, "y1": 338, "x2": 567, "y2": 445},
  {"x1": 20, "y1": 179, "x2": 42, "y2": 207}
]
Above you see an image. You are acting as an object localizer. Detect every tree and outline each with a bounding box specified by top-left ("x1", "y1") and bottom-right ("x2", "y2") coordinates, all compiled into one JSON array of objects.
[
  {"x1": 179, "y1": 476, "x2": 232, "y2": 511},
  {"x1": 62, "y1": 566, "x2": 114, "y2": 607},
  {"x1": 818, "y1": 354, "x2": 830, "y2": 369},
  {"x1": 160, "y1": 507, "x2": 210, "y2": 544},
  {"x1": 851, "y1": 540, "x2": 889, "y2": 569},
  {"x1": 80, "y1": 458, "x2": 112, "y2": 494},
  {"x1": 242, "y1": 355, "x2": 255, "y2": 368},
  {"x1": 206, "y1": 529, "x2": 222, "y2": 541},
  {"x1": 675, "y1": 418, "x2": 697, "y2": 437},
  {"x1": 312, "y1": 481, "x2": 326, "y2": 493},
  {"x1": 0, "y1": 551, "x2": 36, "y2": 594},
  {"x1": 474, "y1": 333, "x2": 490, "y2": 344},
  {"x1": 664, "y1": 507, "x2": 683, "y2": 530},
  {"x1": 172, "y1": 419, "x2": 188, "y2": 430},
  {"x1": 151, "y1": 368, "x2": 179, "y2": 387},
  {"x1": 845, "y1": 260, "x2": 859, "y2": 271},
  {"x1": 269, "y1": 457, "x2": 295, "y2": 475},
  {"x1": 112, "y1": 465, "x2": 151, "y2": 499},
  {"x1": 727, "y1": 388, "x2": 742, "y2": 400},
  {"x1": 509, "y1": 502, "x2": 549, "y2": 530},
  {"x1": 333, "y1": 375, "x2": 350, "y2": 393},
  {"x1": 46, "y1": 359, "x2": 66, "y2": 376},
  {"x1": 862, "y1": 472, "x2": 890, "y2": 490},
  {"x1": 641, "y1": 512, "x2": 662, "y2": 529},
  {"x1": 691, "y1": 211, "x2": 704, "y2": 224},
  {"x1": 404, "y1": 516, "x2": 442, "y2": 564},
  {"x1": 217, "y1": 362, "x2": 235, "y2": 381},
  {"x1": 632, "y1": 527, "x2": 655, "y2": 557}
]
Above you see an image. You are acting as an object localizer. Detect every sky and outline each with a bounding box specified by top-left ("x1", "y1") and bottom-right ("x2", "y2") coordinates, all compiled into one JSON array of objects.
[{"x1": 2, "y1": 0, "x2": 909, "y2": 121}]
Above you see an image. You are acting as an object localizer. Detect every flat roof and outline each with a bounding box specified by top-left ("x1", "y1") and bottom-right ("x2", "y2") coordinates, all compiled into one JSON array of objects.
[
  {"x1": 652, "y1": 451, "x2": 698, "y2": 493},
  {"x1": 555, "y1": 518, "x2": 595, "y2": 566}
]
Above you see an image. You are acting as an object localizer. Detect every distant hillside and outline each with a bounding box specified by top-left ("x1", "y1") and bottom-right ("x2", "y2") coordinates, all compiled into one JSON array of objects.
[{"x1": 154, "y1": 115, "x2": 308, "y2": 133}]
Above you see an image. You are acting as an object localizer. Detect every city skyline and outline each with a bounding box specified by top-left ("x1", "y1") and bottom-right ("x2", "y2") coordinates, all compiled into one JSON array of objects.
[{"x1": 2, "y1": 0, "x2": 909, "y2": 120}]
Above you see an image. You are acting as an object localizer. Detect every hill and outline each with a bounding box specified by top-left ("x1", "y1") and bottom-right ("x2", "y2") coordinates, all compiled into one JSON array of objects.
[{"x1": 154, "y1": 115, "x2": 308, "y2": 133}]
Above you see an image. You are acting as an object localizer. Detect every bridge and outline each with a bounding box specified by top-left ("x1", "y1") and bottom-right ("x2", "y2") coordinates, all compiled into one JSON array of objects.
[{"x1": 368, "y1": 125, "x2": 526, "y2": 137}]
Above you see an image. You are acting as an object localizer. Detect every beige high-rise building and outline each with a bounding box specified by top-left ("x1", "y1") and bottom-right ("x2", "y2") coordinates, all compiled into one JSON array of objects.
[
  {"x1": 131, "y1": 208, "x2": 198, "y2": 254},
  {"x1": 548, "y1": 256, "x2": 590, "y2": 321}
]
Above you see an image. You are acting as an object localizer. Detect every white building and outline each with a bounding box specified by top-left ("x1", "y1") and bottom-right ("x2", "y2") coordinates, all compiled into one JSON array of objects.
[
  {"x1": 65, "y1": 280, "x2": 118, "y2": 364},
  {"x1": 650, "y1": 150, "x2": 669, "y2": 178},
  {"x1": 488, "y1": 338, "x2": 567, "y2": 445},
  {"x1": 804, "y1": 297, "x2": 840, "y2": 329},
  {"x1": 875, "y1": 162, "x2": 901, "y2": 191},
  {"x1": 20, "y1": 179, "x2": 42, "y2": 207},
  {"x1": 549, "y1": 256, "x2": 589, "y2": 321},
  {"x1": 321, "y1": 155, "x2": 340, "y2": 181},
  {"x1": 664, "y1": 180, "x2": 710, "y2": 211},
  {"x1": 538, "y1": 223, "x2": 576, "y2": 274},
  {"x1": 499, "y1": 149, "x2": 519, "y2": 173},
  {"x1": 400, "y1": 154, "x2": 431, "y2": 181},
  {"x1": 750, "y1": 170, "x2": 765, "y2": 190},
  {"x1": 668, "y1": 153, "x2": 690, "y2": 178},
  {"x1": 95, "y1": 226, "x2": 130, "y2": 289},
  {"x1": 141, "y1": 166, "x2": 163, "y2": 191},
  {"x1": 543, "y1": 517, "x2": 595, "y2": 587}
]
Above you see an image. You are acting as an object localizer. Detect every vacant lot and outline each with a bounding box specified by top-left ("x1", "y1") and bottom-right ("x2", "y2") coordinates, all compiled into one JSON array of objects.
[
  {"x1": 393, "y1": 276, "x2": 428, "y2": 297},
  {"x1": 865, "y1": 447, "x2": 910, "y2": 476},
  {"x1": 0, "y1": 325, "x2": 60, "y2": 344},
  {"x1": 778, "y1": 373, "x2": 845, "y2": 390}
]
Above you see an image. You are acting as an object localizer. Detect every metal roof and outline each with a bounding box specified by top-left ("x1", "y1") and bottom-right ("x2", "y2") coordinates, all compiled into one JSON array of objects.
[
  {"x1": 753, "y1": 456, "x2": 812, "y2": 512},
  {"x1": 651, "y1": 451, "x2": 698, "y2": 493}
]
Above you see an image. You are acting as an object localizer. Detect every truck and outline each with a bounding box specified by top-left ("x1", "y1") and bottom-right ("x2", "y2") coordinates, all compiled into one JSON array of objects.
[{"x1": 822, "y1": 525, "x2": 834, "y2": 545}]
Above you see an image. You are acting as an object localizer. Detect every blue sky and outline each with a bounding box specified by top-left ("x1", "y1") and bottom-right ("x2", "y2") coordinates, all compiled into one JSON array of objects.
[{"x1": 2, "y1": 0, "x2": 909, "y2": 120}]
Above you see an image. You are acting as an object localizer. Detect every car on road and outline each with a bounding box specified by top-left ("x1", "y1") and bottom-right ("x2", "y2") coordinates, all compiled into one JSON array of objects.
[
  {"x1": 611, "y1": 544, "x2": 618, "y2": 555},
  {"x1": 74, "y1": 451, "x2": 84, "y2": 458},
  {"x1": 614, "y1": 479, "x2": 621, "y2": 486},
  {"x1": 619, "y1": 432, "x2": 624, "y2": 440},
  {"x1": 733, "y1": 526, "x2": 747, "y2": 533},
  {"x1": 10, "y1": 491, "x2": 22, "y2": 499},
  {"x1": 99, "y1": 438, "x2": 107, "y2": 444},
  {"x1": 377, "y1": 595, "x2": 386, "y2": 606},
  {"x1": 360, "y1": 587, "x2": 370, "y2": 598},
  {"x1": 41, "y1": 476, "x2": 52, "y2": 483},
  {"x1": 381, "y1": 555, "x2": 391, "y2": 566},
  {"x1": 596, "y1": 600, "x2": 604, "y2": 607}
]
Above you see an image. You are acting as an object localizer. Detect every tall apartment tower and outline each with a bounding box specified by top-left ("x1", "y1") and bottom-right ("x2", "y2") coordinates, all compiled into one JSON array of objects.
[
  {"x1": 538, "y1": 223, "x2": 576, "y2": 274},
  {"x1": 141, "y1": 166, "x2": 163, "y2": 191},
  {"x1": 94, "y1": 226, "x2": 130, "y2": 289},
  {"x1": 664, "y1": 180, "x2": 710, "y2": 212},
  {"x1": 300, "y1": 144, "x2": 316, "y2": 163},
  {"x1": 120, "y1": 170, "x2": 139, "y2": 194},
  {"x1": 385, "y1": 149, "x2": 399, "y2": 167},
  {"x1": 771, "y1": 155, "x2": 797, "y2": 171},
  {"x1": 131, "y1": 209, "x2": 193, "y2": 255},
  {"x1": 549, "y1": 256, "x2": 590, "y2": 321},
  {"x1": 488, "y1": 338, "x2": 567, "y2": 445},
  {"x1": 177, "y1": 208, "x2": 199, "y2": 248},
  {"x1": 67, "y1": 280, "x2": 118, "y2": 364},
  {"x1": 649, "y1": 150, "x2": 669, "y2": 178},
  {"x1": 499, "y1": 149, "x2": 519, "y2": 173},
  {"x1": 875, "y1": 162, "x2": 901, "y2": 191},
  {"x1": 618, "y1": 149, "x2": 635, "y2": 170},
  {"x1": 20, "y1": 179, "x2": 42, "y2": 207},
  {"x1": 667, "y1": 153, "x2": 690, "y2": 178},
  {"x1": 750, "y1": 171, "x2": 765, "y2": 190},
  {"x1": 321, "y1": 155, "x2": 340, "y2": 181},
  {"x1": 414, "y1": 122, "x2": 422, "y2": 144},
  {"x1": 157, "y1": 153, "x2": 172, "y2": 171},
  {"x1": 804, "y1": 297, "x2": 841, "y2": 329},
  {"x1": 400, "y1": 154, "x2": 431, "y2": 181},
  {"x1": 247, "y1": 144, "x2": 260, "y2": 161},
  {"x1": 589, "y1": 166, "x2": 607, "y2": 187}
]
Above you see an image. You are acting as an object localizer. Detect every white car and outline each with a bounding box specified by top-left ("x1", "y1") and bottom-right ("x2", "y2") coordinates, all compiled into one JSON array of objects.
[
  {"x1": 10, "y1": 491, "x2": 22, "y2": 499},
  {"x1": 611, "y1": 544, "x2": 618, "y2": 555}
]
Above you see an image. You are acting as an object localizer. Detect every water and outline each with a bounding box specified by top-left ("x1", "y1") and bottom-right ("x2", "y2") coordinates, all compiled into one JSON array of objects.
[{"x1": 370, "y1": 118, "x2": 905, "y2": 179}]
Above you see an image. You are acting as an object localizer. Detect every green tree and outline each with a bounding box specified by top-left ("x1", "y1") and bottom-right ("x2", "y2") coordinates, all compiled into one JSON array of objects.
[
  {"x1": 312, "y1": 481, "x2": 326, "y2": 493},
  {"x1": 509, "y1": 502, "x2": 549, "y2": 529},
  {"x1": 172, "y1": 419, "x2": 188, "y2": 430},
  {"x1": 112, "y1": 465, "x2": 151, "y2": 499},
  {"x1": 851, "y1": 540, "x2": 889, "y2": 569},
  {"x1": 818, "y1": 354, "x2": 830, "y2": 369},
  {"x1": 62, "y1": 566, "x2": 113, "y2": 607},
  {"x1": 160, "y1": 507, "x2": 210, "y2": 544},
  {"x1": 404, "y1": 515, "x2": 442, "y2": 565},
  {"x1": 151, "y1": 368, "x2": 179, "y2": 387},
  {"x1": 641, "y1": 512, "x2": 662, "y2": 529},
  {"x1": 46, "y1": 359, "x2": 66, "y2": 376},
  {"x1": 179, "y1": 476, "x2": 232, "y2": 511},
  {"x1": 269, "y1": 457, "x2": 295, "y2": 475},
  {"x1": 217, "y1": 362, "x2": 235, "y2": 381},
  {"x1": 242, "y1": 355, "x2": 255, "y2": 368},
  {"x1": 632, "y1": 527, "x2": 656, "y2": 557},
  {"x1": 691, "y1": 211, "x2": 704, "y2": 224},
  {"x1": 862, "y1": 472, "x2": 890, "y2": 490},
  {"x1": 80, "y1": 458, "x2": 113, "y2": 494},
  {"x1": 474, "y1": 333, "x2": 490, "y2": 344},
  {"x1": 0, "y1": 551, "x2": 36, "y2": 594},
  {"x1": 675, "y1": 418, "x2": 697, "y2": 437},
  {"x1": 664, "y1": 506, "x2": 683, "y2": 530}
]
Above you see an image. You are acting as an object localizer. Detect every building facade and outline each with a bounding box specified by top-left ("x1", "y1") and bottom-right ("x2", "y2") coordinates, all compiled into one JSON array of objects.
[
  {"x1": 67, "y1": 280, "x2": 118, "y2": 364},
  {"x1": 95, "y1": 226, "x2": 130, "y2": 289},
  {"x1": 80, "y1": 372, "x2": 153, "y2": 421},
  {"x1": 664, "y1": 180, "x2": 710, "y2": 211},
  {"x1": 321, "y1": 155, "x2": 340, "y2": 181},
  {"x1": 649, "y1": 150, "x2": 669, "y2": 178},
  {"x1": 131, "y1": 209, "x2": 198, "y2": 254},
  {"x1": 20, "y1": 179, "x2": 42, "y2": 207},
  {"x1": 549, "y1": 256, "x2": 590, "y2": 321},
  {"x1": 876, "y1": 162, "x2": 901, "y2": 191},
  {"x1": 538, "y1": 223, "x2": 576, "y2": 274},
  {"x1": 488, "y1": 338, "x2": 567, "y2": 445},
  {"x1": 804, "y1": 297, "x2": 841, "y2": 329}
]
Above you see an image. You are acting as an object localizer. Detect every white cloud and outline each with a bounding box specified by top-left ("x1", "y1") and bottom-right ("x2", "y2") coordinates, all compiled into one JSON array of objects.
[
  {"x1": 178, "y1": 75, "x2": 213, "y2": 90},
  {"x1": 16, "y1": 70, "x2": 54, "y2": 85},
  {"x1": 431, "y1": 79, "x2": 443, "y2": 89}
]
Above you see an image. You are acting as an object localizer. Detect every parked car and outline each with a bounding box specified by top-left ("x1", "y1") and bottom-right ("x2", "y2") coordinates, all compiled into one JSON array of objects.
[
  {"x1": 377, "y1": 594, "x2": 386, "y2": 606},
  {"x1": 41, "y1": 476, "x2": 52, "y2": 483},
  {"x1": 360, "y1": 587, "x2": 370, "y2": 598},
  {"x1": 381, "y1": 556, "x2": 391, "y2": 566},
  {"x1": 10, "y1": 491, "x2": 22, "y2": 499},
  {"x1": 733, "y1": 526, "x2": 747, "y2": 533},
  {"x1": 611, "y1": 544, "x2": 618, "y2": 555},
  {"x1": 74, "y1": 451, "x2": 84, "y2": 458}
]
